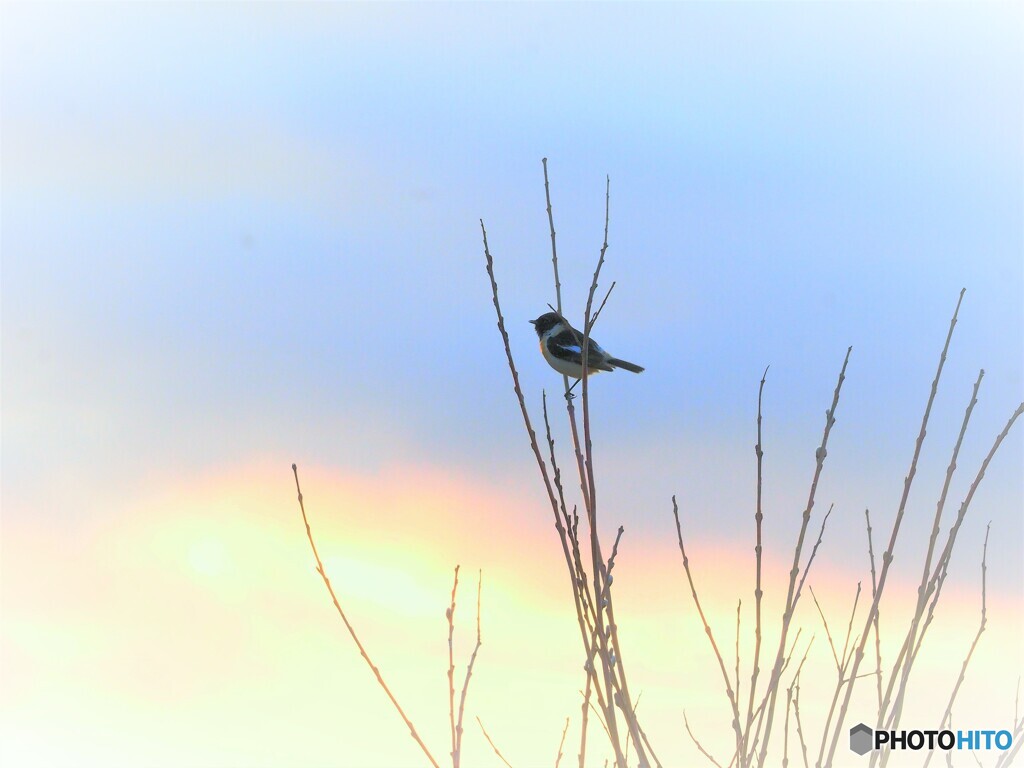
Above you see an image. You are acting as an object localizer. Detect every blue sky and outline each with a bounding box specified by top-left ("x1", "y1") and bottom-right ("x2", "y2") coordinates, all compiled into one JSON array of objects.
[
  {"x1": 3, "y1": 3, "x2": 1022, "y2": 765},
  {"x1": 5, "y1": 0, "x2": 1020, "y2": 527}
]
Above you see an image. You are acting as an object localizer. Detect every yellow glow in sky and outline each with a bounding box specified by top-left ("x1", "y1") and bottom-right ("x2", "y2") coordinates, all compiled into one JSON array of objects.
[{"x1": 2, "y1": 461, "x2": 1019, "y2": 767}]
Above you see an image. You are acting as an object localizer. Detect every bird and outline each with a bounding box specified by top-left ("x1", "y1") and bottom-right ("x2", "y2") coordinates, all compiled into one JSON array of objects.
[{"x1": 530, "y1": 312, "x2": 645, "y2": 386}]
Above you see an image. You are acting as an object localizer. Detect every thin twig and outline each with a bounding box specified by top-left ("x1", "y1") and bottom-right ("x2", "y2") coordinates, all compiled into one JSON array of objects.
[
  {"x1": 448, "y1": 566, "x2": 459, "y2": 767},
  {"x1": 793, "y1": 682, "x2": 810, "y2": 768},
  {"x1": 809, "y1": 585, "x2": 840, "y2": 672},
  {"x1": 633, "y1": 706, "x2": 664, "y2": 768},
  {"x1": 896, "y1": 402, "x2": 1022, "y2": 744},
  {"x1": 749, "y1": 631, "x2": 810, "y2": 761},
  {"x1": 673, "y1": 496, "x2": 744, "y2": 759},
  {"x1": 783, "y1": 688, "x2": 792, "y2": 768},
  {"x1": 684, "y1": 711, "x2": 724, "y2": 768},
  {"x1": 884, "y1": 367, "x2": 985, "y2": 737},
  {"x1": 926, "y1": 524, "x2": 991, "y2": 768},
  {"x1": 477, "y1": 717, "x2": 514, "y2": 768},
  {"x1": 758, "y1": 347, "x2": 851, "y2": 767},
  {"x1": 580, "y1": 674, "x2": 593, "y2": 768},
  {"x1": 866, "y1": 298, "x2": 972, "y2": 766},
  {"x1": 840, "y1": 582, "x2": 862, "y2": 669},
  {"x1": 585, "y1": 692, "x2": 614, "y2": 743},
  {"x1": 794, "y1": 503, "x2": 835, "y2": 616},
  {"x1": 780, "y1": 628, "x2": 805, "y2": 685},
  {"x1": 1017, "y1": 678, "x2": 1021, "y2": 733},
  {"x1": 454, "y1": 570, "x2": 483, "y2": 767},
  {"x1": 792, "y1": 637, "x2": 815, "y2": 685},
  {"x1": 607, "y1": 526, "x2": 625, "y2": 577},
  {"x1": 555, "y1": 717, "x2": 571, "y2": 768},
  {"x1": 735, "y1": 600, "x2": 743, "y2": 717},
  {"x1": 815, "y1": 583, "x2": 863, "y2": 768},
  {"x1": 590, "y1": 281, "x2": 617, "y2": 331},
  {"x1": 617, "y1": 692, "x2": 661, "y2": 768},
  {"x1": 543, "y1": 391, "x2": 597, "y2": 632},
  {"x1": 539, "y1": 154, "x2": 577, "y2": 472},
  {"x1": 946, "y1": 714, "x2": 955, "y2": 768},
  {"x1": 744, "y1": 366, "x2": 769, "y2": 761},
  {"x1": 864, "y1": 508, "x2": 882, "y2": 715},
  {"x1": 994, "y1": 699, "x2": 1024, "y2": 768},
  {"x1": 542, "y1": 158, "x2": 562, "y2": 317},
  {"x1": 828, "y1": 290, "x2": 963, "y2": 767},
  {"x1": 745, "y1": 632, "x2": 810, "y2": 768},
  {"x1": 624, "y1": 693, "x2": 637, "y2": 763},
  {"x1": 291, "y1": 465, "x2": 440, "y2": 768}
]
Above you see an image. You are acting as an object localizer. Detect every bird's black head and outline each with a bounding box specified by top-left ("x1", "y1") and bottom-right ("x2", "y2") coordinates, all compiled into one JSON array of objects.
[{"x1": 530, "y1": 311, "x2": 563, "y2": 337}]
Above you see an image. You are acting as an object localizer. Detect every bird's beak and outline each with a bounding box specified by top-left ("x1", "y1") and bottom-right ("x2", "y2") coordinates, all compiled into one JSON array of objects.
[{"x1": 529, "y1": 319, "x2": 536, "y2": 325}]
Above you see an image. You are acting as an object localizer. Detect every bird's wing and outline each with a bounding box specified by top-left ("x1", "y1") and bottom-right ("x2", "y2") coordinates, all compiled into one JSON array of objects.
[{"x1": 549, "y1": 329, "x2": 615, "y2": 371}]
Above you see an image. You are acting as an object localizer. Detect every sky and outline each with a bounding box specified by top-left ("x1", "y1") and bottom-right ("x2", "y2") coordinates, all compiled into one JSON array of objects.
[{"x1": 2, "y1": 2, "x2": 1022, "y2": 767}]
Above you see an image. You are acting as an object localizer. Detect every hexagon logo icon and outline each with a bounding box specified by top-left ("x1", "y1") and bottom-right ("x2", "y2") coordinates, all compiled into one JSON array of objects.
[{"x1": 850, "y1": 723, "x2": 873, "y2": 756}]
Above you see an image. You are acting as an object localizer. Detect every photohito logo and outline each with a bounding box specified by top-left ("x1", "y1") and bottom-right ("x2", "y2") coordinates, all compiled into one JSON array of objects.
[
  {"x1": 850, "y1": 723, "x2": 872, "y2": 755},
  {"x1": 849, "y1": 723, "x2": 1014, "y2": 756}
]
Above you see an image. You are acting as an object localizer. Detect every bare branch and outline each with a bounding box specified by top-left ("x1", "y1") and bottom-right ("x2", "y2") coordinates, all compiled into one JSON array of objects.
[
  {"x1": 816, "y1": 583, "x2": 864, "y2": 768},
  {"x1": 809, "y1": 586, "x2": 840, "y2": 672},
  {"x1": 794, "y1": 503, "x2": 835, "y2": 612},
  {"x1": 454, "y1": 570, "x2": 483, "y2": 766},
  {"x1": 291, "y1": 465, "x2": 440, "y2": 768},
  {"x1": 895, "y1": 400, "x2": 1024, "y2": 742},
  {"x1": 585, "y1": 689, "x2": 614, "y2": 743},
  {"x1": 477, "y1": 717, "x2": 514, "y2": 768},
  {"x1": 542, "y1": 158, "x2": 562, "y2": 317},
  {"x1": 864, "y1": 508, "x2": 882, "y2": 714},
  {"x1": 574, "y1": 174, "x2": 644, "y2": 768},
  {"x1": 736, "y1": 600, "x2": 743, "y2": 716},
  {"x1": 633, "y1": 708, "x2": 664, "y2": 768},
  {"x1": 491, "y1": 167, "x2": 652, "y2": 767},
  {"x1": 938, "y1": 525, "x2": 990, "y2": 729},
  {"x1": 994, "y1": 703, "x2": 1024, "y2": 768},
  {"x1": 555, "y1": 717, "x2": 571, "y2": 768},
  {"x1": 543, "y1": 391, "x2": 597, "y2": 633},
  {"x1": 783, "y1": 688, "x2": 792, "y2": 768},
  {"x1": 749, "y1": 631, "x2": 811, "y2": 762},
  {"x1": 792, "y1": 682, "x2": 810, "y2": 768},
  {"x1": 759, "y1": 346, "x2": 851, "y2": 767},
  {"x1": 482, "y1": 220, "x2": 610, "y2": 722},
  {"x1": 827, "y1": 290, "x2": 966, "y2": 767},
  {"x1": 607, "y1": 526, "x2": 625, "y2": 577},
  {"x1": 448, "y1": 566, "x2": 460, "y2": 767},
  {"x1": 744, "y1": 365, "x2": 770, "y2": 760},
  {"x1": 841, "y1": 582, "x2": 862, "y2": 668},
  {"x1": 684, "y1": 711, "x2": 725, "y2": 768},
  {"x1": 590, "y1": 280, "x2": 617, "y2": 331},
  {"x1": 673, "y1": 496, "x2": 744, "y2": 759},
  {"x1": 580, "y1": 675, "x2": 593, "y2": 768},
  {"x1": 884, "y1": 367, "x2": 985, "y2": 735},
  {"x1": 923, "y1": 524, "x2": 994, "y2": 768}
]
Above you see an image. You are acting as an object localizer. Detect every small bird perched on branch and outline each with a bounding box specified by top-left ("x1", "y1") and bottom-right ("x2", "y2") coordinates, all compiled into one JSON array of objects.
[{"x1": 530, "y1": 312, "x2": 645, "y2": 385}]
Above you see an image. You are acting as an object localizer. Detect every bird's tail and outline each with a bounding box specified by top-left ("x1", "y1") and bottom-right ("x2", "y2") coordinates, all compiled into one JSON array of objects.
[{"x1": 609, "y1": 358, "x2": 644, "y2": 374}]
